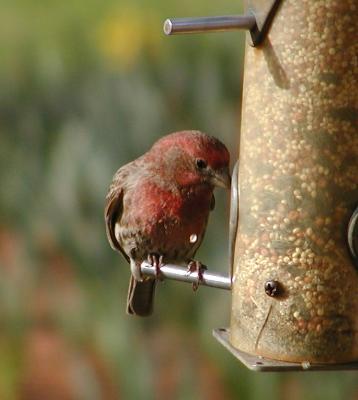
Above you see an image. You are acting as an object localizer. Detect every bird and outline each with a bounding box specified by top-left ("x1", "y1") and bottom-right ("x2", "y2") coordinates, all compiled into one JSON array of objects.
[{"x1": 105, "y1": 130, "x2": 231, "y2": 317}]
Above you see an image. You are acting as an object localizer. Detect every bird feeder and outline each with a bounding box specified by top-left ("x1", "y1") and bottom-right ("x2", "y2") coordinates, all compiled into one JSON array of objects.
[
  {"x1": 142, "y1": 0, "x2": 358, "y2": 371},
  {"x1": 228, "y1": 0, "x2": 358, "y2": 370}
]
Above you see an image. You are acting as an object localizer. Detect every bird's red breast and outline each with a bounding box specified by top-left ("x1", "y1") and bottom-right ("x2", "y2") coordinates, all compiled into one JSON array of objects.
[{"x1": 119, "y1": 179, "x2": 213, "y2": 262}]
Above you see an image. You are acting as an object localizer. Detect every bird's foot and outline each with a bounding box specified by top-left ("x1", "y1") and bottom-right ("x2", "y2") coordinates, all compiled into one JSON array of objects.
[
  {"x1": 186, "y1": 260, "x2": 207, "y2": 291},
  {"x1": 147, "y1": 253, "x2": 164, "y2": 281}
]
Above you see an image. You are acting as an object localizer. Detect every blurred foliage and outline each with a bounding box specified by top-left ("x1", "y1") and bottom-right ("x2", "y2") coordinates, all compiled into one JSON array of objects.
[{"x1": 0, "y1": 0, "x2": 357, "y2": 399}]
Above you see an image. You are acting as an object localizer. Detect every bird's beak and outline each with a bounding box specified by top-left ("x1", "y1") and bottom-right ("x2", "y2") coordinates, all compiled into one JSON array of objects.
[{"x1": 211, "y1": 167, "x2": 231, "y2": 189}]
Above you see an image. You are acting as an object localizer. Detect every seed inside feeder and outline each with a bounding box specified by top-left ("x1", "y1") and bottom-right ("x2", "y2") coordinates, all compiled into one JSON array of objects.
[{"x1": 190, "y1": 234, "x2": 198, "y2": 243}]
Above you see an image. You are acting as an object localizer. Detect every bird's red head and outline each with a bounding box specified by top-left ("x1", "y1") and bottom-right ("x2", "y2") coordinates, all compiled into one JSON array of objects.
[{"x1": 150, "y1": 130, "x2": 231, "y2": 189}]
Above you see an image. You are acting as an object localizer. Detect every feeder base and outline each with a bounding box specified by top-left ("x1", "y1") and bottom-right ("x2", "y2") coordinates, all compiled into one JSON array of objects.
[{"x1": 213, "y1": 328, "x2": 358, "y2": 372}]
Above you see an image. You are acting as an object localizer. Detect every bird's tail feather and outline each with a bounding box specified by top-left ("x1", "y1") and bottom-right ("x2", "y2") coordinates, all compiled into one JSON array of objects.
[{"x1": 127, "y1": 277, "x2": 156, "y2": 317}]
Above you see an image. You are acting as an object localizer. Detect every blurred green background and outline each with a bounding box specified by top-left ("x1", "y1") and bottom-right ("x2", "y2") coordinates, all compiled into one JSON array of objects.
[{"x1": 0, "y1": 0, "x2": 357, "y2": 399}]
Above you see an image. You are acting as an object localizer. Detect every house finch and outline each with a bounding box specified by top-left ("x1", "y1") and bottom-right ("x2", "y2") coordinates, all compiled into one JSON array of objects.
[{"x1": 105, "y1": 130, "x2": 231, "y2": 316}]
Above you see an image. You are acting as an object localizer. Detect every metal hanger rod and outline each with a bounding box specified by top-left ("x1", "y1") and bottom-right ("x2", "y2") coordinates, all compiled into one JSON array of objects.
[{"x1": 164, "y1": 14, "x2": 256, "y2": 35}]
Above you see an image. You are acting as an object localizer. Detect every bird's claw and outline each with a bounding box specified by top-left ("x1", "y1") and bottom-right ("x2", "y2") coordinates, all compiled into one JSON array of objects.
[
  {"x1": 147, "y1": 254, "x2": 164, "y2": 281},
  {"x1": 186, "y1": 260, "x2": 207, "y2": 291}
]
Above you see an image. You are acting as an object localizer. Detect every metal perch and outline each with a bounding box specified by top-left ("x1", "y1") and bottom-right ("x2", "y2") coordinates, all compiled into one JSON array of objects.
[{"x1": 140, "y1": 261, "x2": 232, "y2": 290}]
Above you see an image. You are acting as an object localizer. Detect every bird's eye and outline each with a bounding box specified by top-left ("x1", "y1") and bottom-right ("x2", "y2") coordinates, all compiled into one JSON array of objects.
[{"x1": 196, "y1": 159, "x2": 207, "y2": 169}]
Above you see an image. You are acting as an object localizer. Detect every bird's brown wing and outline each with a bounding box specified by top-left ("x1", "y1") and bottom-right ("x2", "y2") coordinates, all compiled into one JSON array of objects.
[
  {"x1": 105, "y1": 170, "x2": 156, "y2": 317},
  {"x1": 210, "y1": 193, "x2": 215, "y2": 211},
  {"x1": 105, "y1": 184, "x2": 129, "y2": 262}
]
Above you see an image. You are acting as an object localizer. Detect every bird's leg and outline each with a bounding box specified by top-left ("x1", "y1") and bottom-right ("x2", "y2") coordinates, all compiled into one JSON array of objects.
[
  {"x1": 147, "y1": 253, "x2": 164, "y2": 281},
  {"x1": 130, "y1": 259, "x2": 143, "y2": 282},
  {"x1": 186, "y1": 260, "x2": 207, "y2": 291}
]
